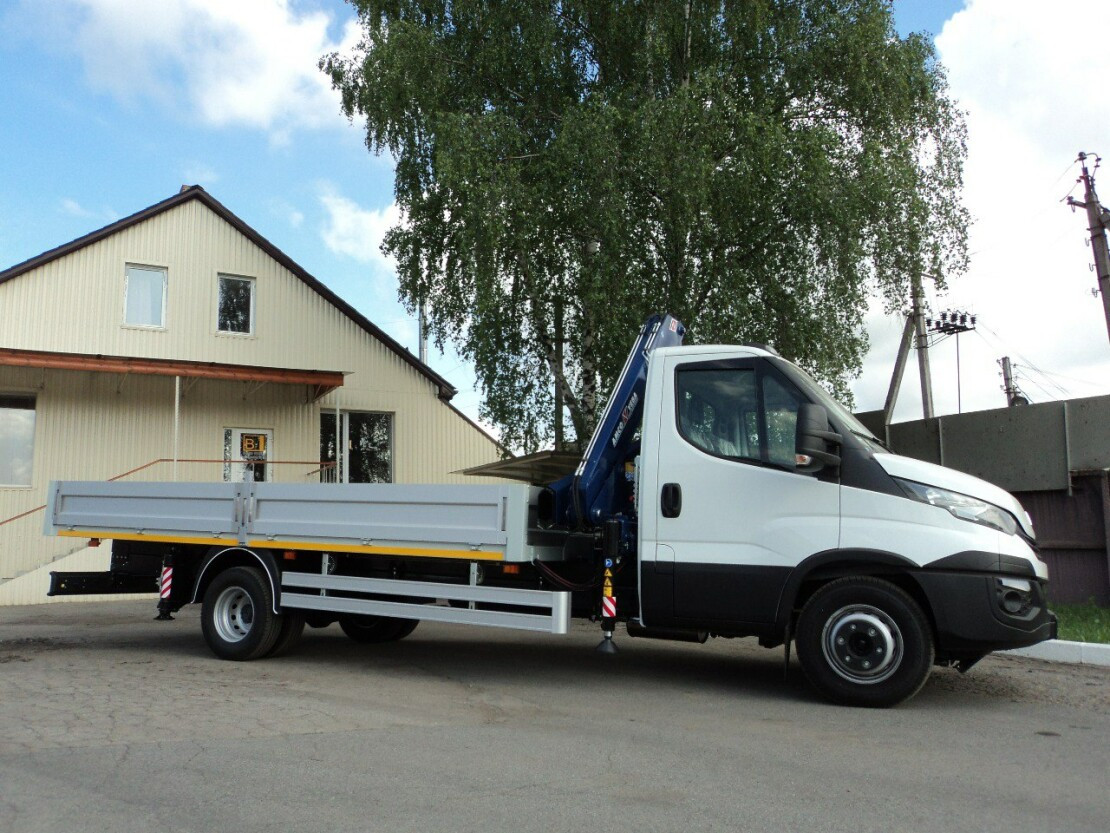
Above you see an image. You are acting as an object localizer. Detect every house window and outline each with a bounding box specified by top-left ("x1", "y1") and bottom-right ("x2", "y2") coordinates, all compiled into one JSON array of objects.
[
  {"x1": 218, "y1": 275, "x2": 254, "y2": 334},
  {"x1": 124, "y1": 264, "x2": 167, "y2": 328},
  {"x1": 0, "y1": 395, "x2": 35, "y2": 486},
  {"x1": 320, "y1": 412, "x2": 393, "y2": 483}
]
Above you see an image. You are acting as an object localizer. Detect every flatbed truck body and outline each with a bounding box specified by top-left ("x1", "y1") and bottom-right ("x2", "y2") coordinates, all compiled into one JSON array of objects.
[{"x1": 44, "y1": 315, "x2": 1057, "y2": 707}]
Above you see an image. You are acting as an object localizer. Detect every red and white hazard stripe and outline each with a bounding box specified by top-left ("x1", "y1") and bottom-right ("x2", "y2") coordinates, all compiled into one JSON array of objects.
[
  {"x1": 159, "y1": 566, "x2": 173, "y2": 600},
  {"x1": 601, "y1": 595, "x2": 617, "y2": 618}
]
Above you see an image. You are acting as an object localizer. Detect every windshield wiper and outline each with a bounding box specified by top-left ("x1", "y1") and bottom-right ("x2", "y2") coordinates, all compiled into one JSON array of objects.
[{"x1": 851, "y1": 429, "x2": 890, "y2": 452}]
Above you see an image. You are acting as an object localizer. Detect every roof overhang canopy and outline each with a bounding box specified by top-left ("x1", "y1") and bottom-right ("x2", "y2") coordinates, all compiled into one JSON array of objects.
[
  {"x1": 458, "y1": 450, "x2": 582, "y2": 485},
  {"x1": 0, "y1": 348, "x2": 345, "y2": 401}
]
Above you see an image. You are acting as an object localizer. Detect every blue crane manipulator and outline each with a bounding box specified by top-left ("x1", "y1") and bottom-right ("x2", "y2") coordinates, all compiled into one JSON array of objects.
[{"x1": 538, "y1": 313, "x2": 686, "y2": 547}]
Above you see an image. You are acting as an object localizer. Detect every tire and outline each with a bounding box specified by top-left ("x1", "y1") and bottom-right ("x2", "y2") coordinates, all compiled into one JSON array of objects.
[
  {"x1": 303, "y1": 612, "x2": 337, "y2": 629},
  {"x1": 338, "y1": 614, "x2": 419, "y2": 643},
  {"x1": 795, "y1": 577, "x2": 934, "y2": 708},
  {"x1": 201, "y1": 566, "x2": 283, "y2": 661},
  {"x1": 266, "y1": 611, "x2": 306, "y2": 657}
]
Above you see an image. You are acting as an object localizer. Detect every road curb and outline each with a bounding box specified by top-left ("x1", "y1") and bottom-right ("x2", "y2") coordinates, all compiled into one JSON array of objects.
[{"x1": 1000, "y1": 639, "x2": 1110, "y2": 667}]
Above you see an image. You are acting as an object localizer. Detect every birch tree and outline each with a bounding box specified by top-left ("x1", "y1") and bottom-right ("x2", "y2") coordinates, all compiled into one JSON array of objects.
[{"x1": 322, "y1": 0, "x2": 968, "y2": 452}]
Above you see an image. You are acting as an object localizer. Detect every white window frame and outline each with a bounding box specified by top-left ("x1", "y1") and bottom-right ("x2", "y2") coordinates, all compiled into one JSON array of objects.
[
  {"x1": 0, "y1": 392, "x2": 37, "y2": 489},
  {"x1": 216, "y1": 273, "x2": 256, "y2": 336},
  {"x1": 122, "y1": 263, "x2": 168, "y2": 330}
]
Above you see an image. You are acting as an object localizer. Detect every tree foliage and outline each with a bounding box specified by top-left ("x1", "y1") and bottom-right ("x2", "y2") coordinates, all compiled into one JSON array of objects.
[{"x1": 323, "y1": 0, "x2": 968, "y2": 452}]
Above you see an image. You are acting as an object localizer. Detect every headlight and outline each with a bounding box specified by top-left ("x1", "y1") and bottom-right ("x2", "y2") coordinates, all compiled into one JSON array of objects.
[{"x1": 893, "y1": 477, "x2": 1018, "y2": 535}]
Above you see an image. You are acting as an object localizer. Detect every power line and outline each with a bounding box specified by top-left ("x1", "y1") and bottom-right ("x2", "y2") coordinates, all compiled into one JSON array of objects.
[
  {"x1": 1014, "y1": 364, "x2": 1069, "y2": 397},
  {"x1": 1013, "y1": 370, "x2": 1054, "y2": 402},
  {"x1": 1028, "y1": 366, "x2": 1107, "y2": 390},
  {"x1": 975, "y1": 323, "x2": 1070, "y2": 397}
]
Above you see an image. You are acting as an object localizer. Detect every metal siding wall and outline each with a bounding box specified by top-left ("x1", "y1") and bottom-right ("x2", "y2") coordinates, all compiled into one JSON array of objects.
[
  {"x1": 1, "y1": 200, "x2": 501, "y2": 603},
  {"x1": 1015, "y1": 476, "x2": 1110, "y2": 606},
  {"x1": 0, "y1": 367, "x2": 323, "y2": 598}
]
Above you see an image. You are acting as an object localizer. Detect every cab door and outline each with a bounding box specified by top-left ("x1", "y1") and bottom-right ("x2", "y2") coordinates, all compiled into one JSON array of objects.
[{"x1": 647, "y1": 354, "x2": 840, "y2": 625}]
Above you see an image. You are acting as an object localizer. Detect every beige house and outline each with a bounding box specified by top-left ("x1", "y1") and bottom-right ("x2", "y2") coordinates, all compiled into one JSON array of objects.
[{"x1": 0, "y1": 186, "x2": 501, "y2": 605}]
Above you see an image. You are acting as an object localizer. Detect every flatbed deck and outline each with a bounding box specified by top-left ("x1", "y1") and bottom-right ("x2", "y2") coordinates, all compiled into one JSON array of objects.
[{"x1": 46, "y1": 480, "x2": 566, "y2": 563}]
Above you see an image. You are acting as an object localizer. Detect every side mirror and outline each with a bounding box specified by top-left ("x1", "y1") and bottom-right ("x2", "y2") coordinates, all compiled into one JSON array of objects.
[{"x1": 795, "y1": 403, "x2": 842, "y2": 474}]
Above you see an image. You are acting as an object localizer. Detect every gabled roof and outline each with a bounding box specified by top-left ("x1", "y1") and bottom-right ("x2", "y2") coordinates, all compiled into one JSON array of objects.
[{"x1": 0, "y1": 186, "x2": 457, "y2": 400}]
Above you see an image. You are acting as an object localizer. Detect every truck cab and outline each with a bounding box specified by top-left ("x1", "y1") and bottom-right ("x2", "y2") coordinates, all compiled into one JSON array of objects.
[{"x1": 634, "y1": 344, "x2": 1054, "y2": 705}]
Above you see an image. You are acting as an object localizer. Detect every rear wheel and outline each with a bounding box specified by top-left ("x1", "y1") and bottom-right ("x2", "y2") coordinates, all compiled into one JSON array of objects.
[
  {"x1": 201, "y1": 566, "x2": 283, "y2": 661},
  {"x1": 266, "y1": 612, "x2": 306, "y2": 657},
  {"x1": 338, "y1": 614, "x2": 419, "y2": 643},
  {"x1": 304, "y1": 612, "x2": 337, "y2": 629},
  {"x1": 795, "y1": 577, "x2": 934, "y2": 708}
]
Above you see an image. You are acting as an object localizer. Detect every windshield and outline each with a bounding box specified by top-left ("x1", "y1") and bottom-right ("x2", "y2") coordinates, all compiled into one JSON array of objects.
[{"x1": 768, "y1": 358, "x2": 885, "y2": 450}]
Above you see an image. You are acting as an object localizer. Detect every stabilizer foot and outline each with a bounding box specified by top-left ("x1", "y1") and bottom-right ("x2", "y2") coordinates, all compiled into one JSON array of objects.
[{"x1": 596, "y1": 630, "x2": 619, "y2": 654}]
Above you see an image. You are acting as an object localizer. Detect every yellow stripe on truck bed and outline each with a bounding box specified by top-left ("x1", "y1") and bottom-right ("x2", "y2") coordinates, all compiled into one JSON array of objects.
[{"x1": 57, "y1": 529, "x2": 504, "y2": 561}]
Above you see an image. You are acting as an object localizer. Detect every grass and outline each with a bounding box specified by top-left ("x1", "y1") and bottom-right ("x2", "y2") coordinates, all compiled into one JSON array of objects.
[{"x1": 1052, "y1": 601, "x2": 1110, "y2": 644}]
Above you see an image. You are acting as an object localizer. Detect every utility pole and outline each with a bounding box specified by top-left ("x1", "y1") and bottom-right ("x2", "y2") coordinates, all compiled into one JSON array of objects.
[
  {"x1": 883, "y1": 273, "x2": 937, "y2": 431},
  {"x1": 882, "y1": 314, "x2": 915, "y2": 440},
  {"x1": 999, "y1": 357, "x2": 1029, "y2": 407},
  {"x1": 1067, "y1": 151, "x2": 1110, "y2": 344},
  {"x1": 911, "y1": 275, "x2": 935, "y2": 419}
]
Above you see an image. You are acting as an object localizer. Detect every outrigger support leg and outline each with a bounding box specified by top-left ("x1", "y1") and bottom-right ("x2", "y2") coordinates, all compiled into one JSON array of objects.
[
  {"x1": 596, "y1": 628, "x2": 619, "y2": 654},
  {"x1": 154, "y1": 550, "x2": 176, "y2": 621},
  {"x1": 595, "y1": 556, "x2": 619, "y2": 653}
]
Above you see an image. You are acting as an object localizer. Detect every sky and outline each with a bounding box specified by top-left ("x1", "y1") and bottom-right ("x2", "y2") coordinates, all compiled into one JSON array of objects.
[{"x1": 1, "y1": 0, "x2": 1107, "y2": 439}]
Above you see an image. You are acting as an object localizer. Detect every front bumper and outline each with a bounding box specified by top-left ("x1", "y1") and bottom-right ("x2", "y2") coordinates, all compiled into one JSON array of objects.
[{"x1": 915, "y1": 571, "x2": 1056, "y2": 656}]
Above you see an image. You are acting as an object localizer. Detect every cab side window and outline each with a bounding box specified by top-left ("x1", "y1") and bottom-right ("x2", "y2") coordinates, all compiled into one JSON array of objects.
[
  {"x1": 763, "y1": 373, "x2": 803, "y2": 467},
  {"x1": 676, "y1": 364, "x2": 806, "y2": 469},
  {"x1": 676, "y1": 369, "x2": 759, "y2": 462}
]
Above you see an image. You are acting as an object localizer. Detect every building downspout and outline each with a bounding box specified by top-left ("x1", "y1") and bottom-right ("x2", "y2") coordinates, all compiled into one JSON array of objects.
[
  {"x1": 173, "y1": 375, "x2": 181, "y2": 482},
  {"x1": 336, "y1": 404, "x2": 342, "y2": 484}
]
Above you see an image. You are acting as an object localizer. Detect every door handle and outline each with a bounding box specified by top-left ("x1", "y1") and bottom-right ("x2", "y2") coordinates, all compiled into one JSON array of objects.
[{"x1": 661, "y1": 483, "x2": 682, "y2": 518}]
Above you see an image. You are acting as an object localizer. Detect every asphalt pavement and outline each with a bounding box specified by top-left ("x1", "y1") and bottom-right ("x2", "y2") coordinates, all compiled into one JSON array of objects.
[{"x1": 0, "y1": 601, "x2": 1107, "y2": 833}]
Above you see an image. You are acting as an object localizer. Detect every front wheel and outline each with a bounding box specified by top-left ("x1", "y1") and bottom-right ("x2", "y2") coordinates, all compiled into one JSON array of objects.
[
  {"x1": 201, "y1": 566, "x2": 283, "y2": 661},
  {"x1": 795, "y1": 577, "x2": 934, "y2": 708}
]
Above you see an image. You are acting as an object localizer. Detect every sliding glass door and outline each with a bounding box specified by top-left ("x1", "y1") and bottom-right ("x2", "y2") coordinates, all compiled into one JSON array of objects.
[{"x1": 320, "y1": 411, "x2": 393, "y2": 483}]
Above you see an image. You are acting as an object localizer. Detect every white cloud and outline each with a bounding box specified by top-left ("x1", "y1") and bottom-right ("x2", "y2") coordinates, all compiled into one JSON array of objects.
[
  {"x1": 59, "y1": 197, "x2": 117, "y2": 222},
  {"x1": 181, "y1": 161, "x2": 219, "y2": 185},
  {"x1": 854, "y1": 0, "x2": 1110, "y2": 420},
  {"x1": 268, "y1": 198, "x2": 304, "y2": 228},
  {"x1": 60, "y1": 198, "x2": 91, "y2": 217},
  {"x1": 31, "y1": 0, "x2": 361, "y2": 136},
  {"x1": 319, "y1": 186, "x2": 401, "y2": 274}
]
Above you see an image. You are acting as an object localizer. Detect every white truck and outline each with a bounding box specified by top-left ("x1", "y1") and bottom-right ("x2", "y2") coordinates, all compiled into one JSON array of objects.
[{"x1": 45, "y1": 315, "x2": 1056, "y2": 707}]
